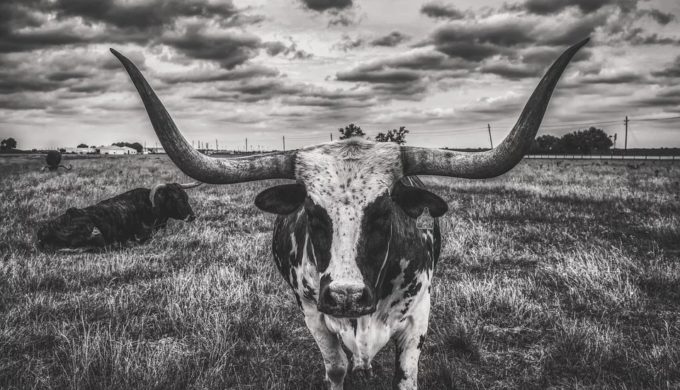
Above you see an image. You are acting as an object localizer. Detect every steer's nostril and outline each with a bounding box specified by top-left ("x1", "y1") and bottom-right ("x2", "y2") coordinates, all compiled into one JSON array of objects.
[
  {"x1": 321, "y1": 287, "x2": 336, "y2": 306},
  {"x1": 358, "y1": 287, "x2": 373, "y2": 306}
]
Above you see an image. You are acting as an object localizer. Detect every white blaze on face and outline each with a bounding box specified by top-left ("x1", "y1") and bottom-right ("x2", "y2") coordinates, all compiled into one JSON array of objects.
[{"x1": 296, "y1": 139, "x2": 403, "y2": 284}]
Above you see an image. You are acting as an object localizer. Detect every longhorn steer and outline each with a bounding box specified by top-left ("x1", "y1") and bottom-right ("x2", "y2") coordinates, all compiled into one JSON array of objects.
[
  {"x1": 111, "y1": 37, "x2": 588, "y2": 389},
  {"x1": 36, "y1": 182, "x2": 200, "y2": 251},
  {"x1": 41, "y1": 150, "x2": 72, "y2": 172}
]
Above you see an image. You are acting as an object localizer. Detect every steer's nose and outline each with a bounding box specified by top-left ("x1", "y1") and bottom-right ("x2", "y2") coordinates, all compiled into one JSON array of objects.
[{"x1": 318, "y1": 282, "x2": 376, "y2": 318}]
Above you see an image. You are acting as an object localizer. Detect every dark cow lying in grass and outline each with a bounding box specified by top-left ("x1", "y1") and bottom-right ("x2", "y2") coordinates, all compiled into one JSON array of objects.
[
  {"x1": 36, "y1": 182, "x2": 200, "y2": 252},
  {"x1": 41, "y1": 150, "x2": 72, "y2": 172}
]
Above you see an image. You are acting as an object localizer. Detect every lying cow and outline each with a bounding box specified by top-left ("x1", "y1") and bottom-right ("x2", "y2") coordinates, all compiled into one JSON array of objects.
[
  {"x1": 41, "y1": 150, "x2": 72, "y2": 172},
  {"x1": 36, "y1": 182, "x2": 200, "y2": 251}
]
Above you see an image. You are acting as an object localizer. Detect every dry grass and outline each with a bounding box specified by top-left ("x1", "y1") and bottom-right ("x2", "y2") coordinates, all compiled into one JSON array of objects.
[{"x1": 1, "y1": 155, "x2": 679, "y2": 389}]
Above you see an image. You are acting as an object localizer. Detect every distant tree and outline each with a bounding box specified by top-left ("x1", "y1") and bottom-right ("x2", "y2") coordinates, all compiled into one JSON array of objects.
[
  {"x1": 531, "y1": 134, "x2": 561, "y2": 153},
  {"x1": 338, "y1": 123, "x2": 365, "y2": 140},
  {"x1": 559, "y1": 127, "x2": 612, "y2": 154},
  {"x1": 580, "y1": 127, "x2": 613, "y2": 153},
  {"x1": 0, "y1": 137, "x2": 17, "y2": 150},
  {"x1": 112, "y1": 142, "x2": 144, "y2": 153},
  {"x1": 530, "y1": 128, "x2": 613, "y2": 154},
  {"x1": 375, "y1": 126, "x2": 409, "y2": 145},
  {"x1": 77, "y1": 143, "x2": 88, "y2": 148}
]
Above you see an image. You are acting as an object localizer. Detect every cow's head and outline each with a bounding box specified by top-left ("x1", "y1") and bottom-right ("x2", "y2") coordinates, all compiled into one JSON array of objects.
[
  {"x1": 111, "y1": 38, "x2": 588, "y2": 316},
  {"x1": 254, "y1": 141, "x2": 448, "y2": 316},
  {"x1": 36, "y1": 208, "x2": 105, "y2": 251},
  {"x1": 150, "y1": 182, "x2": 201, "y2": 222}
]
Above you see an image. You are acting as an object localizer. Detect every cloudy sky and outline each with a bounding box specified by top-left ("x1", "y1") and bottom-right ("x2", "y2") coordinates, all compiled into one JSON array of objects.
[{"x1": 1, "y1": 0, "x2": 679, "y2": 151}]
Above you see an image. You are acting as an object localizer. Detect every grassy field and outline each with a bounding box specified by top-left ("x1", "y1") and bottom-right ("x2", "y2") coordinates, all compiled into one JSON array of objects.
[{"x1": 1, "y1": 154, "x2": 679, "y2": 389}]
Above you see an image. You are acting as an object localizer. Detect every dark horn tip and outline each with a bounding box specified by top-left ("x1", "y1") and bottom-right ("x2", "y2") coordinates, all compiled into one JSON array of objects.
[
  {"x1": 573, "y1": 37, "x2": 590, "y2": 50},
  {"x1": 109, "y1": 48, "x2": 127, "y2": 63}
]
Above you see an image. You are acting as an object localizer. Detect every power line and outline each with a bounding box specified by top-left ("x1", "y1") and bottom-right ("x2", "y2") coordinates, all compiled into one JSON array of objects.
[
  {"x1": 630, "y1": 116, "x2": 680, "y2": 122},
  {"x1": 539, "y1": 120, "x2": 621, "y2": 128},
  {"x1": 222, "y1": 115, "x2": 680, "y2": 149}
]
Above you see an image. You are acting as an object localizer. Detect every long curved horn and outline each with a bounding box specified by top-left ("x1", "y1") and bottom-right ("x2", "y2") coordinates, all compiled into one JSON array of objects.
[
  {"x1": 401, "y1": 38, "x2": 589, "y2": 179},
  {"x1": 59, "y1": 164, "x2": 73, "y2": 171},
  {"x1": 149, "y1": 183, "x2": 166, "y2": 208},
  {"x1": 179, "y1": 181, "x2": 203, "y2": 189},
  {"x1": 110, "y1": 49, "x2": 296, "y2": 184}
]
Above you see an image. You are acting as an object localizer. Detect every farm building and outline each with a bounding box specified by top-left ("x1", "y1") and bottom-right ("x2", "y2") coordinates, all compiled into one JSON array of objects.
[
  {"x1": 145, "y1": 147, "x2": 166, "y2": 154},
  {"x1": 99, "y1": 146, "x2": 137, "y2": 155},
  {"x1": 62, "y1": 147, "x2": 93, "y2": 155}
]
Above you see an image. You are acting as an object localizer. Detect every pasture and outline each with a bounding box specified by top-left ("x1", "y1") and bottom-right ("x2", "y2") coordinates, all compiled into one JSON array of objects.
[{"x1": 0, "y1": 154, "x2": 679, "y2": 389}]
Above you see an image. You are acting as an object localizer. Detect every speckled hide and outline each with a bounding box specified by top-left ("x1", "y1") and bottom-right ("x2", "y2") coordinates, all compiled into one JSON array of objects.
[
  {"x1": 36, "y1": 184, "x2": 196, "y2": 251},
  {"x1": 112, "y1": 36, "x2": 589, "y2": 390},
  {"x1": 270, "y1": 139, "x2": 443, "y2": 390}
]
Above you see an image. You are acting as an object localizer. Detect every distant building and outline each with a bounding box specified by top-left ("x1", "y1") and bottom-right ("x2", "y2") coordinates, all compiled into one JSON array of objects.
[
  {"x1": 145, "y1": 147, "x2": 166, "y2": 154},
  {"x1": 63, "y1": 147, "x2": 93, "y2": 155},
  {"x1": 99, "y1": 146, "x2": 137, "y2": 155}
]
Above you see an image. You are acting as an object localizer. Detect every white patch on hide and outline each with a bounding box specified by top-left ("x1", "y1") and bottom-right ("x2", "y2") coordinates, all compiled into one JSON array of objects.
[{"x1": 295, "y1": 139, "x2": 403, "y2": 283}]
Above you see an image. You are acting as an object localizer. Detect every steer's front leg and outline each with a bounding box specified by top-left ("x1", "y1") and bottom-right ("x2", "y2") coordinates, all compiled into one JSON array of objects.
[
  {"x1": 393, "y1": 334, "x2": 424, "y2": 390},
  {"x1": 304, "y1": 311, "x2": 348, "y2": 390},
  {"x1": 393, "y1": 294, "x2": 430, "y2": 390}
]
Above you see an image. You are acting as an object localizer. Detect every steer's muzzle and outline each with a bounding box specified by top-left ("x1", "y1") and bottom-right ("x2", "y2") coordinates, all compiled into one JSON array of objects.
[{"x1": 318, "y1": 281, "x2": 376, "y2": 318}]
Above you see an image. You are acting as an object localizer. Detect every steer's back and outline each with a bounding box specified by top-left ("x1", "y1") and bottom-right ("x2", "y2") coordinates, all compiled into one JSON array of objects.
[{"x1": 83, "y1": 188, "x2": 155, "y2": 243}]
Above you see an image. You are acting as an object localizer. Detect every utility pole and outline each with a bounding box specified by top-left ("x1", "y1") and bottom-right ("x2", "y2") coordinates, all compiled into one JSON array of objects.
[
  {"x1": 624, "y1": 116, "x2": 629, "y2": 154},
  {"x1": 245, "y1": 138, "x2": 248, "y2": 152},
  {"x1": 487, "y1": 123, "x2": 494, "y2": 149},
  {"x1": 216, "y1": 139, "x2": 219, "y2": 151},
  {"x1": 282, "y1": 136, "x2": 286, "y2": 151},
  {"x1": 330, "y1": 133, "x2": 333, "y2": 141}
]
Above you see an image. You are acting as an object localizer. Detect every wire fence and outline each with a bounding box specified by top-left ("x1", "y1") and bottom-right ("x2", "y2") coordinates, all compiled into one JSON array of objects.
[
  {"x1": 525, "y1": 154, "x2": 678, "y2": 161},
  {"x1": 141, "y1": 115, "x2": 680, "y2": 154}
]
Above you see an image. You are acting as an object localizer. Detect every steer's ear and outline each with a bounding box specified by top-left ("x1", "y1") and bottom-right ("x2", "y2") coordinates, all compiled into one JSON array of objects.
[
  {"x1": 255, "y1": 183, "x2": 307, "y2": 215},
  {"x1": 391, "y1": 180, "x2": 448, "y2": 218}
]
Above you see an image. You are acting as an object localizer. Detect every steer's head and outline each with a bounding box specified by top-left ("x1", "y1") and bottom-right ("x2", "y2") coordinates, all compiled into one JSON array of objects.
[
  {"x1": 150, "y1": 182, "x2": 201, "y2": 222},
  {"x1": 110, "y1": 37, "x2": 588, "y2": 315},
  {"x1": 254, "y1": 141, "x2": 448, "y2": 317}
]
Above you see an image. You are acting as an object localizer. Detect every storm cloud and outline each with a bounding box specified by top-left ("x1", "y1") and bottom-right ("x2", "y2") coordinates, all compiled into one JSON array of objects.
[
  {"x1": 520, "y1": 0, "x2": 636, "y2": 15},
  {"x1": 370, "y1": 32, "x2": 411, "y2": 47},
  {"x1": 420, "y1": 2, "x2": 465, "y2": 19},
  {"x1": 299, "y1": 0, "x2": 353, "y2": 12},
  {"x1": 0, "y1": 0, "x2": 678, "y2": 150},
  {"x1": 161, "y1": 25, "x2": 262, "y2": 69},
  {"x1": 652, "y1": 55, "x2": 680, "y2": 78}
]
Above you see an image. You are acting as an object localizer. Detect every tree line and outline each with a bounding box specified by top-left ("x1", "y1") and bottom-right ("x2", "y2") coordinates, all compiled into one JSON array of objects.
[
  {"x1": 338, "y1": 124, "x2": 617, "y2": 155},
  {"x1": 338, "y1": 124, "x2": 409, "y2": 144},
  {"x1": 531, "y1": 127, "x2": 614, "y2": 154},
  {"x1": 0, "y1": 126, "x2": 633, "y2": 154}
]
